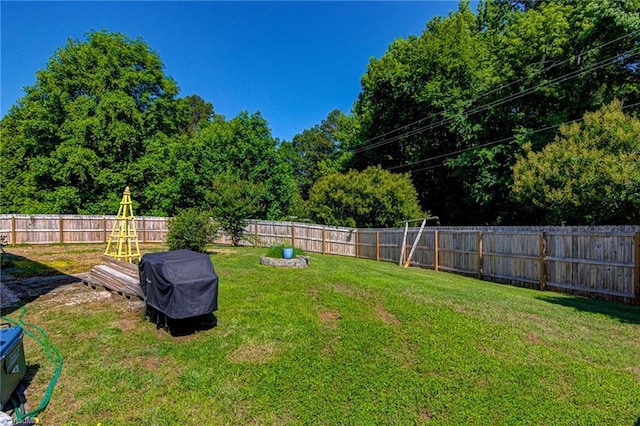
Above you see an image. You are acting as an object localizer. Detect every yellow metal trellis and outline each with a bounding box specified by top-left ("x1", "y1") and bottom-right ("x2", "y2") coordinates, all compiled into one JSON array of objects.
[{"x1": 104, "y1": 187, "x2": 141, "y2": 263}]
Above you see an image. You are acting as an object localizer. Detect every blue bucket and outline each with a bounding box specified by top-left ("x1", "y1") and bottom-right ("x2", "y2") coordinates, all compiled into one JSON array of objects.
[{"x1": 282, "y1": 248, "x2": 294, "y2": 259}]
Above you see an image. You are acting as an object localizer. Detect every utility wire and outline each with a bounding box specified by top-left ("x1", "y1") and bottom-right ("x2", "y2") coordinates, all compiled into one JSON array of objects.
[
  {"x1": 353, "y1": 31, "x2": 639, "y2": 152},
  {"x1": 354, "y1": 30, "x2": 638, "y2": 150},
  {"x1": 353, "y1": 37, "x2": 640, "y2": 154},
  {"x1": 355, "y1": 46, "x2": 639, "y2": 154},
  {"x1": 391, "y1": 101, "x2": 640, "y2": 175}
]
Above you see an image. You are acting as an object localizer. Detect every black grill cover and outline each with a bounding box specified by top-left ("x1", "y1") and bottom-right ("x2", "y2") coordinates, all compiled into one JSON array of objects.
[{"x1": 139, "y1": 250, "x2": 218, "y2": 319}]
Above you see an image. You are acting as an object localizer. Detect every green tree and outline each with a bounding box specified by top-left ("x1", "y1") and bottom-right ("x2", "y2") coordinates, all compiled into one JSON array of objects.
[
  {"x1": 176, "y1": 94, "x2": 214, "y2": 136},
  {"x1": 207, "y1": 171, "x2": 265, "y2": 246},
  {"x1": 307, "y1": 166, "x2": 424, "y2": 228},
  {"x1": 352, "y1": 2, "x2": 495, "y2": 223},
  {"x1": 0, "y1": 30, "x2": 181, "y2": 214},
  {"x1": 281, "y1": 109, "x2": 355, "y2": 199},
  {"x1": 351, "y1": 0, "x2": 639, "y2": 224},
  {"x1": 195, "y1": 111, "x2": 299, "y2": 220},
  {"x1": 167, "y1": 208, "x2": 218, "y2": 253},
  {"x1": 512, "y1": 100, "x2": 640, "y2": 225}
]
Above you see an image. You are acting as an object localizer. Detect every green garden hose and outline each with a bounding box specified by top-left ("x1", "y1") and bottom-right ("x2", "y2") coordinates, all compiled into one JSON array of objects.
[{"x1": 1, "y1": 305, "x2": 63, "y2": 422}]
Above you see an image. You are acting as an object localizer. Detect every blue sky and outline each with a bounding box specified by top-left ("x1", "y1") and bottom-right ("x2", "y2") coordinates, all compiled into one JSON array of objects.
[{"x1": 1, "y1": 1, "x2": 465, "y2": 141}]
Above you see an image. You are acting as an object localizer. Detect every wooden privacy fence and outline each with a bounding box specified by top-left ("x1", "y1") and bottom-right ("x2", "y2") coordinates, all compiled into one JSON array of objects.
[
  {"x1": 355, "y1": 226, "x2": 640, "y2": 305},
  {"x1": 0, "y1": 214, "x2": 169, "y2": 244},
  {"x1": 1, "y1": 215, "x2": 639, "y2": 305}
]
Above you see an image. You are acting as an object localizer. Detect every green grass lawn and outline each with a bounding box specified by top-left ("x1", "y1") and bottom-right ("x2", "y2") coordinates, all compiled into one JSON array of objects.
[{"x1": 6, "y1": 246, "x2": 640, "y2": 425}]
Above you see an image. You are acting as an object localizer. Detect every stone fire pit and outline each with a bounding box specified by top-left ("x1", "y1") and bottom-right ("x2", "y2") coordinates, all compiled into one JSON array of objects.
[{"x1": 260, "y1": 255, "x2": 310, "y2": 268}]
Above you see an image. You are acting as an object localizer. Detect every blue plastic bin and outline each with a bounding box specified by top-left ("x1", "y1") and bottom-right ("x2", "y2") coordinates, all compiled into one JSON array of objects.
[{"x1": 0, "y1": 326, "x2": 26, "y2": 410}]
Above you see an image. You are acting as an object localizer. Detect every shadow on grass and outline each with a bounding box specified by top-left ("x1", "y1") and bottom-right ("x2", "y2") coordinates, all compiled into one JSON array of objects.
[
  {"x1": 0, "y1": 362, "x2": 41, "y2": 418},
  {"x1": 146, "y1": 308, "x2": 218, "y2": 336},
  {"x1": 1, "y1": 253, "x2": 83, "y2": 317},
  {"x1": 535, "y1": 295, "x2": 640, "y2": 325}
]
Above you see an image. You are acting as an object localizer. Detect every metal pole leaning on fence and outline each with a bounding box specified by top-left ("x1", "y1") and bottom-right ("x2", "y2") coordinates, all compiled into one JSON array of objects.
[
  {"x1": 404, "y1": 219, "x2": 427, "y2": 268},
  {"x1": 397, "y1": 217, "x2": 439, "y2": 267}
]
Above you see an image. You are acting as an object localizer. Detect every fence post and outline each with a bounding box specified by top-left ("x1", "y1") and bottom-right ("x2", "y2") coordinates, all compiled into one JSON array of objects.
[
  {"x1": 434, "y1": 230, "x2": 439, "y2": 271},
  {"x1": 477, "y1": 231, "x2": 483, "y2": 279},
  {"x1": 291, "y1": 224, "x2": 296, "y2": 247},
  {"x1": 376, "y1": 231, "x2": 380, "y2": 262},
  {"x1": 355, "y1": 230, "x2": 359, "y2": 259},
  {"x1": 59, "y1": 217, "x2": 64, "y2": 243},
  {"x1": 539, "y1": 231, "x2": 547, "y2": 290},
  {"x1": 634, "y1": 231, "x2": 640, "y2": 306},
  {"x1": 11, "y1": 215, "x2": 16, "y2": 245},
  {"x1": 399, "y1": 222, "x2": 409, "y2": 266},
  {"x1": 322, "y1": 228, "x2": 326, "y2": 254},
  {"x1": 254, "y1": 222, "x2": 259, "y2": 247},
  {"x1": 141, "y1": 217, "x2": 146, "y2": 243},
  {"x1": 103, "y1": 217, "x2": 108, "y2": 243}
]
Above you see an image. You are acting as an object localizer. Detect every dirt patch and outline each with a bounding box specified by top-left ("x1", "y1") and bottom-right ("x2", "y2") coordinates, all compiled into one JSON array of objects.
[
  {"x1": 519, "y1": 312, "x2": 543, "y2": 322},
  {"x1": 526, "y1": 333, "x2": 541, "y2": 345},
  {"x1": 142, "y1": 355, "x2": 166, "y2": 373},
  {"x1": 317, "y1": 309, "x2": 340, "y2": 330},
  {"x1": 4, "y1": 243, "x2": 166, "y2": 276},
  {"x1": 227, "y1": 342, "x2": 278, "y2": 364},
  {"x1": 374, "y1": 305, "x2": 400, "y2": 325},
  {"x1": 419, "y1": 409, "x2": 433, "y2": 421},
  {"x1": 116, "y1": 317, "x2": 141, "y2": 332}
]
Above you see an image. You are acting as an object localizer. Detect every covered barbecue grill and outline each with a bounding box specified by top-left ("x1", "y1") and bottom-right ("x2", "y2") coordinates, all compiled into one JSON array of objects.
[{"x1": 139, "y1": 249, "x2": 218, "y2": 332}]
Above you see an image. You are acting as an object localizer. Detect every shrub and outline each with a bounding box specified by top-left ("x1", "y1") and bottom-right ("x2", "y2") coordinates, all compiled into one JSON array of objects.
[
  {"x1": 207, "y1": 171, "x2": 264, "y2": 246},
  {"x1": 167, "y1": 209, "x2": 218, "y2": 253},
  {"x1": 307, "y1": 166, "x2": 425, "y2": 228},
  {"x1": 512, "y1": 100, "x2": 640, "y2": 225}
]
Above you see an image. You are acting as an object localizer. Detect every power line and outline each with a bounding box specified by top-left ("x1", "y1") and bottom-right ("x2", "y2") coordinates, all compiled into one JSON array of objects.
[
  {"x1": 353, "y1": 33, "x2": 640, "y2": 154},
  {"x1": 356, "y1": 30, "x2": 638, "y2": 151},
  {"x1": 354, "y1": 46, "x2": 639, "y2": 154},
  {"x1": 390, "y1": 101, "x2": 640, "y2": 175}
]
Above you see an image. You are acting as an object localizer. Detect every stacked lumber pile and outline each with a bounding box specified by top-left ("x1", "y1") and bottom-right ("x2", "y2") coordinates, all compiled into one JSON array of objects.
[{"x1": 86, "y1": 256, "x2": 144, "y2": 299}]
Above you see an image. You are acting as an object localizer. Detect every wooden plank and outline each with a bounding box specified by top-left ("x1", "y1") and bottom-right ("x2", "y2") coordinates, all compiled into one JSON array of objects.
[
  {"x1": 291, "y1": 224, "x2": 296, "y2": 247},
  {"x1": 635, "y1": 232, "x2": 640, "y2": 305},
  {"x1": 399, "y1": 222, "x2": 409, "y2": 266},
  {"x1": 437, "y1": 265, "x2": 477, "y2": 275},
  {"x1": 540, "y1": 232, "x2": 546, "y2": 291},
  {"x1": 254, "y1": 223, "x2": 259, "y2": 246},
  {"x1": 376, "y1": 231, "x2": 380, "y2": 262},
  {"x1": 545, "y1": 256, "x2": 633, "y2": 268},
  {"x1": 11, "y1": 215, "x2": 16, "y2": 245},
  {"x1": 483, "y1": 252, "x2": 541, "y2": 261},
  {"x1": 482, "y1": 272, "x2": 540, "y2": 286},
  {"x1": 437, "y1": 248, "x2": 476, "y2": 255},
  {"x1": 477, "y1": 231, "x2": 483, "y2": 279},
  {"x1": 546, "y1": 281, "x2": 634, "y2": 299},
  {"x1": 434, "y1": 230, "x2": 439, "y2": 272}
]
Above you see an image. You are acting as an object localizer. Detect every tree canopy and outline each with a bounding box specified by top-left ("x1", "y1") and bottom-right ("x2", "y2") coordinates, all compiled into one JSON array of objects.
[
  {"x1": 351, "y1": 0, "x2": 640, "y2": 224},
  {"x1": 512, "y1": 100, "x2": 640, "y2": 225},
  {"x1": 1, "y1": 31, "x2": 298, "y2": 220},
  {"x1": 307, "y1": 166, "x2": 424, "y2": 228},
  {"x1": 3, "y1": 1, "x2": 639, "y2": 227}
]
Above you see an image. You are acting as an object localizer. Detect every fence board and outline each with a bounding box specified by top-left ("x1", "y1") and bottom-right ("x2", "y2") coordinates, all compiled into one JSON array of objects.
[{"x1": 1, "y1": 215, "x2": 638, "y2": 305}]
